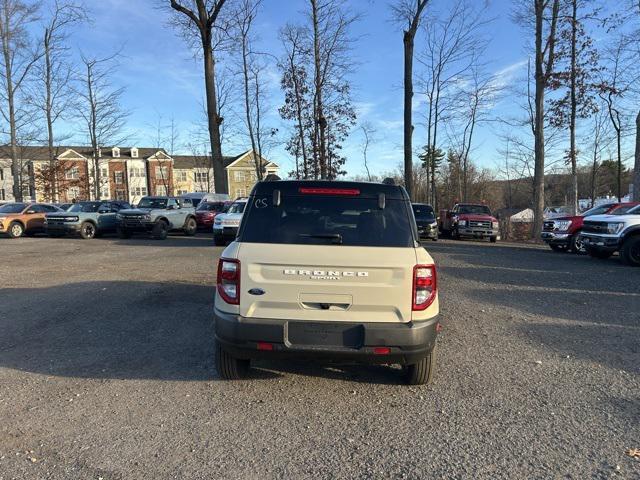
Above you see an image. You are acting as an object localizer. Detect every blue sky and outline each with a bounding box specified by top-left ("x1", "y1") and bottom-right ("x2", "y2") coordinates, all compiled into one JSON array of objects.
[{"x1": 59, "y1": 0, "x2": 529, "y2": 176}]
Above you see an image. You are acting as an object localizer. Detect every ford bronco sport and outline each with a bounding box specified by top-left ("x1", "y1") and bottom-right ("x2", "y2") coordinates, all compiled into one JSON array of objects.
[
  {"x1": 214, "y1": 181, "x2": 440, "y2": 385},
  {"x1": 45, "y1": 201, "x2": 131, "y2": 239}
]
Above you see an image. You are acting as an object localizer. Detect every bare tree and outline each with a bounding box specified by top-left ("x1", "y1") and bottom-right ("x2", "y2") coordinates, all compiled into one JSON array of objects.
[
  {"x1": 77, "y1": 53, "x2": 128, "y2": 200},
  {"x1": 635, "y1": 110, "x2": 640, "y2": 200},
  {"x1": 359, "y1": 122, "x2": 375, "y2": 181},
  {"x1": 169, "y1": 0, "x2": 229, "y2": 193},
  {"x1": 514, "y1": 0, "x2": 560, "y2": 237},
  {"x1": 0, "y1": 0, "x2": 42, "y2": 202},
  {"x1": 391, "y1": 0, "x2": 429, "y2": 199},
  {"x1": 32, "y1": 0, "x2": 86, "y2": 202}
]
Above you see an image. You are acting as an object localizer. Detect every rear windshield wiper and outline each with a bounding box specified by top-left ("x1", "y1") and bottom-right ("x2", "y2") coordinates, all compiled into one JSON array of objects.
[{"x1": 299, "y1": 233, "x2": 343, "y2": 244}]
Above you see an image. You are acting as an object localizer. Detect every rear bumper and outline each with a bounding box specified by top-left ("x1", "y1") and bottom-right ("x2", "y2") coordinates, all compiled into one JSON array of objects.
[
  {"x1": 214, "y1": 308, "x2": 439, "y2": 365},
  {"x1": 541, "y1": 231, "x2": 570, "y2": 245}
]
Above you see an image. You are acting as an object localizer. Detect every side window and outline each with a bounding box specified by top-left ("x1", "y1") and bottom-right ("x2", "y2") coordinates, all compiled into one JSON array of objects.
[
  {"x1": 42, "y1": 205, "x2": 58, "y2": 212},
  {"x1": 167, "y1": 198, "x2": 178, "y2": 209},
  {"x1": 29, "y1": 205, "x2": 45, "y2": 213},
  {"x1": 98, "y1": 203, "x2": 111, "y2": 213}
]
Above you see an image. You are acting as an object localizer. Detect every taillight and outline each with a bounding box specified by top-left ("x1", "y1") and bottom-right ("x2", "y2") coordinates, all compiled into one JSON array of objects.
[
  {"x1": 217, "y1": 258, "x2": 240, "y2": 304},
  {"x1": 413, "y1": 264, "x2": 436, "y2": 310}
]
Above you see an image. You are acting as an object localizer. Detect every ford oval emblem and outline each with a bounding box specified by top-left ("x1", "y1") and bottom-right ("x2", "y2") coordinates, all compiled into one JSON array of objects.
[{"x1": 248, "y1": 288, "x2": 265, "y2": 296}]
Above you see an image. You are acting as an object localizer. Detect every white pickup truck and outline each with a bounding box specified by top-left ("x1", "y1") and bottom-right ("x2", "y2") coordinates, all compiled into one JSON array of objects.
[{"x1": 580, "y1": 204, "x2": 640, "y2": 266}]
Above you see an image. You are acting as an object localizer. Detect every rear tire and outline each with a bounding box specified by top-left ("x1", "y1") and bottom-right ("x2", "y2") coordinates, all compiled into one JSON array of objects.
[
  {"x1": 405, "y1": 346, "x2": 436, "y2": 385},
  {"x1": 587, "y1": 247, "x2": 613, "y2": 259},
  {"x1": 215, "y1": 342, "x2": 249, "y2": 380},
  {"x1": 183, "y1": 217, "x2": 197, "y2": 236},
  {"x1": 152, "y1": 220, "x2": 169, "y2": 240},
  {"x1": 620, "y1": 236, "x2": 640, "y2": 266},
  {"x1": 8, "y1": 221, "x2": 24, "y2": 238},
  {"x1": 79, "y1": 221, "x2": 96, "y2": 239}
]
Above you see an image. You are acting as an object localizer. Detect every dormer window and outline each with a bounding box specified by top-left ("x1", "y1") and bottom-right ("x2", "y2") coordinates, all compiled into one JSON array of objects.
[
  {"x1": 112, "y1": 147, "x2": 120, "y2": 158},
  {"x1": 131, "y1": 147, "x2": 138, "y2": 158}
]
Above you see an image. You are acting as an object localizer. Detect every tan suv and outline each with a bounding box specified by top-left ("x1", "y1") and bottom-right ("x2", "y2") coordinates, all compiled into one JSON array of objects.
[
  {"x1": 0, "y1": 202, "x2": 60, "y2": 238},
  {"x1": 214, "y1": 180, "x2": 440, "y2": 385}
]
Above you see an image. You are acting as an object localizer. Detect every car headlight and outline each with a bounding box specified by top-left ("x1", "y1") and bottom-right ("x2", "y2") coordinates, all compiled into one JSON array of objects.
[
  {"x1": 492, "y1": 221, "x2": 499, "y2": 229},
  {"x1": 555, "y1": 220, "x2": 572, "y2": 231},
  {"x1": 144, "y1": 214, "x2": 151, "y2": 221},
  {"x1": 116, "y1": 213, "x2": 123, "y2": 220},
  {"x1": 607, "y1": 222, "x2": 624, "y2": 234},
  {"x1": 68, "y1": 216, "x2": 79, "y2": 222},
  {"x1": 458, "y1": 219, "x2": 467, "y2": 227},
  {"x1": 214, "y1": 218, "x2": 222, "y2": 225},
  {"x1": 430, "y1": 221, "x2": 437, "y2": 227}
]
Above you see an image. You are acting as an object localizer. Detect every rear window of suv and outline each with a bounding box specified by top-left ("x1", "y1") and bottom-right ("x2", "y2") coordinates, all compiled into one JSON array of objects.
[{"x1": 239, "y1": 195, "x2": 414, "y2": 247}]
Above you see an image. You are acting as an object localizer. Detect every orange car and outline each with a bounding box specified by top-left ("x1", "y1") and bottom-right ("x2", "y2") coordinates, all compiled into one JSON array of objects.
[{"x1": 0, "y1": 202, "x2": 61, "y2": 238}]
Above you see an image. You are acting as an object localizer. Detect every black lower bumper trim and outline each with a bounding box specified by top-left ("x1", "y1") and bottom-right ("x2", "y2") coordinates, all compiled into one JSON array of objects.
[{"x1": 214, "y1": 308, "x2": 439, "y2": 365}]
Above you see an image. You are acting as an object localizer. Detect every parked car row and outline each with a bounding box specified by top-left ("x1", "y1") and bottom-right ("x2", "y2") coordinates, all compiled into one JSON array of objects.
[
  {"x1": 541, "y1": 202, "x2": 640, "y2": 266},
  {"x1": 0, "y1": 193, "x2": 236, "y2": 240}
]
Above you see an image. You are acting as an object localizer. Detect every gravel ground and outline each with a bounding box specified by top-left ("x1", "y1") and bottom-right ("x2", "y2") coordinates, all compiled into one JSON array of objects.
[{"x1": 0, "y1": 234, "x2": 638, "y2": 479}]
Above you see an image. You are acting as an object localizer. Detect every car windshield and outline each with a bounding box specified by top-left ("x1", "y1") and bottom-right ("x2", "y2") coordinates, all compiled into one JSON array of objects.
[
  {"x1": 137, "y1": 198, "x2": 167, "y2": 209},
  {"x1": 239, "y1": 195, "x2": 414, "y2": 247},
  {"x1": 611, "y1": 205, "x2": 638, "y2": 215},
  {"x1": 623, "y1": 204, "x2": 640, "y2": 215},
  {"x1": 458, "y1": 205, "x2": 491, "y2": 215},
  {"x1": 412, "y1": 204, "x2": 435, "y2": 219},
  {"x1": 0, "y1": 203, "x2": 26, "y2": 214},
  {"x1": 227, "y1": 202, "x2": 246, "y2": 214},
  {"x1": 197, "y1": 202, "x2": 225, "y2": 212},
  {"x1": 67, "y1": 202, "x2": 102, "y2": 213},
  {"x1": 582, "y1": 204, "x2": 613, "y2": 216}
]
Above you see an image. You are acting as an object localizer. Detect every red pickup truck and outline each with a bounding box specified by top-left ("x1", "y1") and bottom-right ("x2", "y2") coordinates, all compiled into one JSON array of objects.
[
  {"x1": 541, "y1": 202, "x2": 639, "y2": 253},
  {"x1": 439, "y1": 203, "x2": 499, "y2": 242}
]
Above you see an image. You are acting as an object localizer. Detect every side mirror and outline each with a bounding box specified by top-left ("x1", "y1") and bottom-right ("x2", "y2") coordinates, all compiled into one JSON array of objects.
[{"x1": 26, "y1": 209, "x2": 36, "y2": 215}]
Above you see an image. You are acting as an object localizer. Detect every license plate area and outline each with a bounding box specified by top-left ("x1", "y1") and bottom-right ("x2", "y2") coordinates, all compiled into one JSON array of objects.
[{"x1": 286, "y1": 322, "x2": 364, "y2": 349}]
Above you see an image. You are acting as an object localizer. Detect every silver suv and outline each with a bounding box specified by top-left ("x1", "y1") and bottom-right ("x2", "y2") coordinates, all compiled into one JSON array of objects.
[
  {"x1": 214, "y1": 181, "x2": 440, "y2": 385},
  {"x1": 116, "y1": 196, "x2": 197, "y2": 240}
]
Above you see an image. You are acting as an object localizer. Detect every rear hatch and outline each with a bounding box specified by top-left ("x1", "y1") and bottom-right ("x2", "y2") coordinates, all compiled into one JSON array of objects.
[{"x1": 235, "y1": 183, "x2": 417, "y2": 323}]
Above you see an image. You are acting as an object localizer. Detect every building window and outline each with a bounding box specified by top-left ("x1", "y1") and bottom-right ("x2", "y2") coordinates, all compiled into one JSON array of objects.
[
  {"x1": 115, "y1": 189, "x2": 126, "y2": 201},
  {"x1": 176, "y1": 189, "x2": 188, "y2": 195},
  {"x1": 66, "y1": 166, "x2": 79, "y2": 180},
  {"x1": 101, "y1": 187, "x2": 110, "y2": 198},
  {"x1": 233, "y1": 171, "x2": 245, "y2": 182},
  {"x1": 175, "y1": 170, "x2": 188, "y2": 182},
  {"x1": 129, "y1": 167, "x2": 145, "y2": 178},
  {"x1": 67, "y1": 186, "x2": 80, "y2": 199},
  {"x1": 100, "y1": 167, "x2": 108, "y2": 179},
  {"x1": 131, "y1": 148, "x2": 138, "y2": 158},
  {"x1": 132, "y1": 186, "x2": 147, "y2": 197},
  {"x1": 194, "y1": 171, "x2": 209, "y2": 183},
  {"x1": 114, "y1": 171, "x2": 124, "y2": 184},
  {"x1": 156, "y1": 185, "x2": 167, "y2": 196},
  {"x1": 112, "y1": 147, "x2": 120, "y2": 158},
  {"x1": 234, "y1": 188, "x2": 246, "y2": 198},
  {"x1": 155, "y1": 166, "x2": 169, "y2": 179}
]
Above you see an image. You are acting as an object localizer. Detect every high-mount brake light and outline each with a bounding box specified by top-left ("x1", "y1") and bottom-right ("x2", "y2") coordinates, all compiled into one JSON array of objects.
[
  {"x1": 298, "y1": 187, "x2": 360, "y2": 196},
  {"x1": 217, "y1": 258, "x2": 240, "y2": 304},
  {"x1": 412, "y1": 264, "x2": 437, "y2": 311}
]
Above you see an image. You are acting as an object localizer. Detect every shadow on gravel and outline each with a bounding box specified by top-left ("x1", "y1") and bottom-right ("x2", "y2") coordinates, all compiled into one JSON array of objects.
[
  {"x1": 0, "y1": 280, "x2": 407, "y2": 384},
  {"x1": 111, "y1": 234, "x2": 219, "y2": 249},
  {"x1": 0, "y1": 281, "x2": 219, "y2": 381},
  {"x1": 515, "y1": 322, "x2": 639, "y2": 375}
]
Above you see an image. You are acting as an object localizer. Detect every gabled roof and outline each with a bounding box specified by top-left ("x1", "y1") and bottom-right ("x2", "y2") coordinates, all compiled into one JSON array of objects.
[
  {"x1": 224, "y1": 150, "x2": 277, "y2": 169},
  {"x1": 173, "y1": 153, "x2": 243, "y2": 169},
  {"x1": 0, "y1": 145, "x2": 168, "y2": 161}
]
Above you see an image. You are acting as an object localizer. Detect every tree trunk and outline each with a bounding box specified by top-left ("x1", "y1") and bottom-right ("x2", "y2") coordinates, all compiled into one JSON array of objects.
[
  {"x1": 2, "y1": 28, "x2": 21, "y2": 201},
  {"x1": 569, "y1": 0, "x2": 578, "y2": 215},
  {"x1": 532, "y1": 1, "x2": 547, "y2": 239},
  {"x1": 403, "y1": 30, "x2": 414, "y2": 199},
  {"x1": 240, "y1": 29, "x2": 259, "y2": 180},
  {"x1": 203, "y1": 41, "x2": 226, "y2": 194},
  {"x1": 311, "y1": 0, "x2": 327, "y2": 179},
  {"x1": 616, "y1": 127, "x2": 622, "y2": 201},
  {"x1": 634, "y1": 110, "x2": 640, "y2": 201}
]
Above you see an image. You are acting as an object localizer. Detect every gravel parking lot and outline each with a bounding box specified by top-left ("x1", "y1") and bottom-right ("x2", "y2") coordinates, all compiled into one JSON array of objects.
[{"x1": 1, "y1": 235, "x2": 638, "y2": 479}]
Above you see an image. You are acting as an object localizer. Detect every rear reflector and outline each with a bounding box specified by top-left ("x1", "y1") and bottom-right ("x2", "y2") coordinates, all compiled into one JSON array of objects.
[
  {"x1": 257, "y1": 342, "x2": 274, "y2": 351},
  {"x1": 373, "y1": 347, "x2": 391, "y2": 355},
  {"x1": 298, "y1": 187, "x2": 360, "y2": 196}
]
